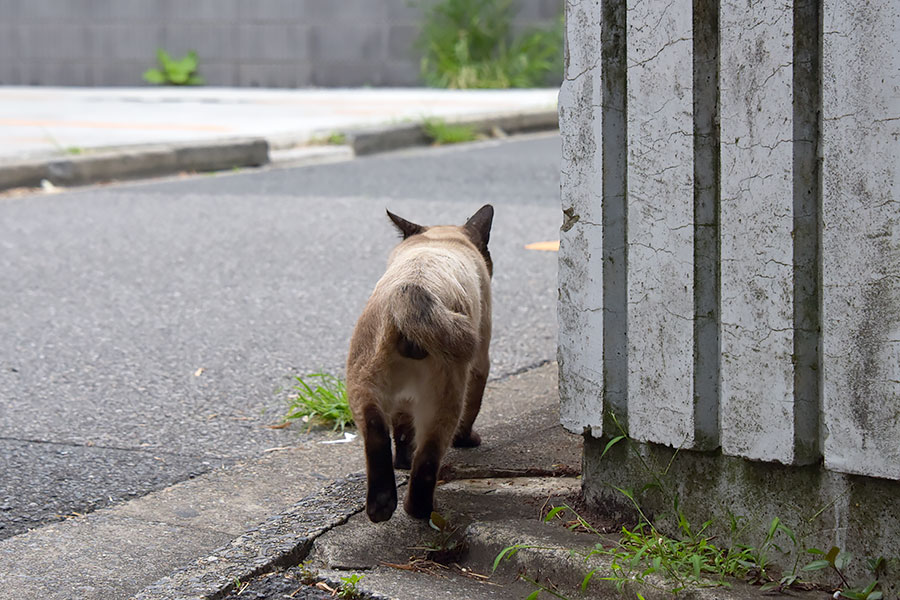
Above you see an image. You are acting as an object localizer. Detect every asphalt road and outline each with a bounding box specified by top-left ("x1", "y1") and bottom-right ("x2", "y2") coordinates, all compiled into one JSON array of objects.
[{"x1": 0, "y1": 133, "x2": 561, "y2": 540}]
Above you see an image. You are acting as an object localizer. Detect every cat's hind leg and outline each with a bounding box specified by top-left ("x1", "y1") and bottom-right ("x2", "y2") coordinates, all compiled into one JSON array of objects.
[
  {"x1": 392, "y1": 408, "x2": 415, "y2": 470},
  {"x1": 453, "y1": 351, "x2": 489, "y2": 448},
  {"x1": 352, "y1": 396, "x2": 397, "y2": 523},
  {"x1": 403, "y1": 368, "x2": 465, "y2": 519}
]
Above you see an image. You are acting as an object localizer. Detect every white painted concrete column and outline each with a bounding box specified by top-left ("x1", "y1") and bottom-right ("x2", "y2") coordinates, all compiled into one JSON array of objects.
[
  {"x1": 558, "y1": 0, "x2": 606, "y2": 436},
  {"x1": 718, "y1": 1, "x2": 800, "y2": 464},
  {"x1": 625, "y1": 0, "x2": 697, "y2": 447},
  {"x1": 822, "y1": 0, "x2": 900, "y2": 480}
]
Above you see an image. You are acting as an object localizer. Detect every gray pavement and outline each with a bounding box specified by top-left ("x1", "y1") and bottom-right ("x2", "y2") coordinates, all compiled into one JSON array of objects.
[
  {"x1": 0, "y1": 87, "x2": 565, "y2": 600},
  {"x1": 0, "y1": 87, "x2": 822, "y2": 600},
  {"x1": 1, "y1": 364, "x2": 571, "y2": 600},
  {"x1": 0, "y1": 133, "x2": 561, "y2": 543}
]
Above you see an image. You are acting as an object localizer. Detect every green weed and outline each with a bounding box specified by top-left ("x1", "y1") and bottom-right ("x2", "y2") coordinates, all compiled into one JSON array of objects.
[
  {"x1": 337, "y1": 573, "x2": 364, "y2": 599},
  {"x1": 801, "y1": 548, "x2": 884, "y2": 599},
  {"x1": 417, "y1": 0, "x2": 563, "y2": 89},
  {"x1": 422, "y1": 118, "x2": 478, "y2": 144},
  {"x1": 425, "y1": 511, "x2": 467, "y2": 562},
  {"x1": 311, "y1": 131, "x2": 348, "y2": 145},
  {"x1": 283, "y1": 373, "x2": 354, "y2": 432},
  {"x1": 494, "y1": 412, "x2": 886, "y2": 599},
  {"x1": 144, "y1": 49, "x2": 204, "y2": 86}
]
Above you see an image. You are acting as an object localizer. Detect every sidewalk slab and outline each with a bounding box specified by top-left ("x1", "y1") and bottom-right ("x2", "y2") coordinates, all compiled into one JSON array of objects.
[
  {"x1": 132, "y1": 371, "x2": 581, "y2": 600},
  {"x1": 309, "y1": 477, "x2": 582, "y2": 600},
  {"x1": 0, "y1": 87, "x2": 557, "y2": 191},
  {"x1": 0, "y1": 363, "x2": 561, "y2": 600},
  {"x1": 132, "y1": 474, "x2": 370, "y2": 600},
  {"x1": 0, "y1": 512, "x2": 228, "y2": 600},
  {"x1": 0, "y1": 438, "x2": 364, "y2": 600},
  {"x1": 0, "y1": 87, "x2": 558, "y2": 162}
]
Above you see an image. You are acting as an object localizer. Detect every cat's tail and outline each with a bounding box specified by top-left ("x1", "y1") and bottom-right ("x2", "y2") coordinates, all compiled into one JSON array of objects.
[{"x1": 388, "y1": 283, "x2": 477, "y2": 362}]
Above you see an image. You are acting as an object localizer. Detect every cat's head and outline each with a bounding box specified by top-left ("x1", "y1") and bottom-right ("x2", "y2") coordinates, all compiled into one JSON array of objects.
[{"x1": 385, "y1": 204, "x2": 494, "y2": 276}]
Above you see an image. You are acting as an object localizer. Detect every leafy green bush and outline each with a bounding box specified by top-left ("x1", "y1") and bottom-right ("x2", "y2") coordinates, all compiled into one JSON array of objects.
[
  {"x1": 143, "y1": 49, "x2": 204, "y2": 86},
  {"x1": 417, "y1": 0, "x2": 563, "y2": 89}
]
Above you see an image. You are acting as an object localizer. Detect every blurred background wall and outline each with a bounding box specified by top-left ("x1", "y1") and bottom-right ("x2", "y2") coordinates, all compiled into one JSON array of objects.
[{"x1": 0, "y1": 0, "x2": 563, "y2": 87}]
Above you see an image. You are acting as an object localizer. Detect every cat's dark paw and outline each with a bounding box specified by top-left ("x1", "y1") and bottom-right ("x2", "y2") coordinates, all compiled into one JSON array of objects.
[
  {"x1": 452, "y1": 430, "x2": 481, "y2": 448},
  {"x1": 393, "y1": 453, "x2": 412, "y2": 470},
  {"x1": 403, "y1": 494, "x2": 433, "y2": 520},
  {"x1": 366, "y1": 487, "x2": 397, "y2": 522}
]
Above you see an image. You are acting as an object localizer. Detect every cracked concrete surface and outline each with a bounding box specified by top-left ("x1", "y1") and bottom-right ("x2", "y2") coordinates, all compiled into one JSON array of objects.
[{"x1": 559, "y1": 0, "x2": 898, "y2": 476}]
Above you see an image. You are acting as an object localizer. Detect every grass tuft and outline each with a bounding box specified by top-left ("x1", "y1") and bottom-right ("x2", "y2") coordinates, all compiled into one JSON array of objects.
[
  {"x1": 310, "y1": 131, "x2": 348, "y2": 145},
  {"x1": 422, "y1": 118, "x2": 478, "y2": 145},
  {"x1": 284, "y1": 373, "x2": 354, "y2": 432}
]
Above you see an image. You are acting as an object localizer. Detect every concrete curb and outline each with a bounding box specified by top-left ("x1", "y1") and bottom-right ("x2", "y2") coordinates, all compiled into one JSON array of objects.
[
  {"x1": 0, "y1": 109, "x2": 558, "y2": 192},
  {"x1": 130, "y1": 473, "x2": 369, "y2": 600},
  {"x1": 347, "y1": 108, "x2": 559, "y2": 155},
  {"x1": 0, "y1": 138, "x2": 269, "y2": 191}
]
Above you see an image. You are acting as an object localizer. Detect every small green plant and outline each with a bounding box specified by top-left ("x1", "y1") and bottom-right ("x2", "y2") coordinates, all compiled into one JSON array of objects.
[
  {"x1": 284, "y1": 373, "x2": 354, "y2": 432},
  {"x1": 230, "y1": 576, "x2": 248, "y2": 595},
  {"x1": 496, "y1": 412, "x2": 889, "y2": 599},
  {"x1": 143, "y1": 49, "x2": 204, "y2": 85},
  {"x1": 422, "y1": 118, "x2": 478, "y2": 145},
  {"x1": 294, "y1": 560, "x2": 319, "y2": 584},
  {"x1": 417, "y1": 0, "x2": 563, "y2": 89},
  {"x1": 802, "y1": 547, "x2": 884, "y2": 599},
  {"x1": 337, "y1": 573, "x2": 364, "y2": 599},
  {"x1": 310, "y1": 131, "x2": 348, "y2": 145},
  {"x1": 422, "y1": 511, "x2": 467, "y2": 563}
]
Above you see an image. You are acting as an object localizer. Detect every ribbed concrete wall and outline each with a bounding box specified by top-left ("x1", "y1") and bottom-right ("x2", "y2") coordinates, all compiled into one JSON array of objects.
[
  {"x1": 559, "y1": 0, "x2": 899, "y2": 481},
  {"x1": 0, "y1": 0, "x2": 561, "y2": 88}
]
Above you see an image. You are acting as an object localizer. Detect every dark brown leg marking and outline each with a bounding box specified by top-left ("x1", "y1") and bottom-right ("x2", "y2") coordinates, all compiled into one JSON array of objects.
[
  {"x1": 392, "y1": 411, "x2": 414, "y2": 470},
  {"x1": 453, "y1": 367, "x2": 487, "y2": 448},
  {"x1": 404, "y1": 437, "x2": 441, "y2": 519},
  {"x1": 363, "y1": 405, "x2": 396, "y2": 522}
]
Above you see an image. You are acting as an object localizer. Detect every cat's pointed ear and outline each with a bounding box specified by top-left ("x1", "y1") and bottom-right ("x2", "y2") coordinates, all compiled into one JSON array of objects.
[
  {"x1": 386, "y1": 209, "x2": 425, "y2": 239},
  {"x1": 463, "y1": 204, "x2": 493, "y2": 249}
]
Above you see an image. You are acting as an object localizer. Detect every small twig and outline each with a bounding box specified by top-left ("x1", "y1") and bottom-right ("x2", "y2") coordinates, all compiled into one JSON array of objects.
[
  {"x1": 539, "y1": 492, "x2": 553, "y2": 520},
  {"x1": 832, "y1": 564, "x2": 851, "y2": 589}
]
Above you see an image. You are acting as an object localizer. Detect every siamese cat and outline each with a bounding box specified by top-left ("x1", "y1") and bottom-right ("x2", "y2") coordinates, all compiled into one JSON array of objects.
[{"x1": 346, "y1": 205, "x2": 493, "y2": 522}]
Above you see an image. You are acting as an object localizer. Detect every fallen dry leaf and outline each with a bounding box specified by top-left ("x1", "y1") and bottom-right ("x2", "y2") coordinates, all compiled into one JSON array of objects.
[{"x1": 314, "y1": 581, "x2": 336, "y2": 593}]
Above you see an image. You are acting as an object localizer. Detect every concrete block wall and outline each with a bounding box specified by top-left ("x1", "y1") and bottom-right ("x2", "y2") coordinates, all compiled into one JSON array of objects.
[
  {"x1": 559, "y1": 0, "x2": 899, "y2": 478},
  {"x1": 560, "y1": 0, "x2": 900, "y2": 480},
  {"x1": 559, "y1": 0, "x2": 899, "y2": 571},
  {"x1": 0, "y1": 0, "x2": 562, "y2": 88}
]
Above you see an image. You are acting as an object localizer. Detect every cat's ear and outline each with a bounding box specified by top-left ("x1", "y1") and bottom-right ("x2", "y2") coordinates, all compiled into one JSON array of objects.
[
  {"x1": 386, "y1": 209, "x2": 425, "y2": 239},
  {"x1": 463, "y1": 204, "x2": 493, "y2": 249}
]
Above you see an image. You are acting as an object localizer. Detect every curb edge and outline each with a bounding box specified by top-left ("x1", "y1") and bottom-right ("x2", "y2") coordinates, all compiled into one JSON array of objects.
[
  {"x1": 0, "y1": 109, "x2": 558, "y2": 193},
  {"x1": 130, "y1": 474, "x2": 368, "y2": 600}
]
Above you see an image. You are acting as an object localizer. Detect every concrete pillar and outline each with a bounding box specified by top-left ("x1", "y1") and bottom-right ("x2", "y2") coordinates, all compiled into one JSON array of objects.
[
  {"x1": 624, "y1": 0, "x2": 696, "y2": 447},
  {"x1": 560, "y1": 0, "x2": 719, "y2": 449},
  {"x1": 560, "y1": 0, "x2": 900, "y2": 573},
  {"x1": 718, "y1": 0, "x2": 820, "y2": 465},
  {"x1": 821, "y1": 0, "x2": 900, "y2": 480},
  {"x1": 558, "y1": 0, "x2": 606, "y2": 436}
]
